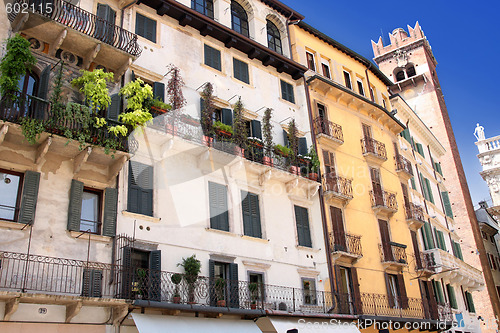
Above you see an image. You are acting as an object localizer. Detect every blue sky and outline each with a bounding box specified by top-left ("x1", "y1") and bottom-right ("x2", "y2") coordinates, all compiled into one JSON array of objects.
[{"x1": 281, "y1": 0, "x2": 498, "y2": 208}]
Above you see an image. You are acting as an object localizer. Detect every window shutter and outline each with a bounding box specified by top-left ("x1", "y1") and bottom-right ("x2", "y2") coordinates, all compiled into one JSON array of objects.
[
  {"x1": 229, "y1": 263, "x2": 239, "y2": 308},
  {"x1": 209, "y1": 259, "x2": 216, "y2": 306},
  {"x1": 82, "y1": 268, "x2": 103, "y2": 297},
  {"x1": 250, "y1": 120, "x2": 262, "y2": 139},
  {"x1": 295, "y1": 206, "x2": 312, "y2": 247},
  {"x1": 397, "y1": 274, "x2": 409, "y2": 309},
  {"x1": 350, "y1": 267, "x2": 362, "y2": 314},
  {"x1": 149, "y1": 250, "x2": 162, "y2": 301},
  {"x1": 410, "y1": 177, "x2": 416, "y2": 190},
  {"x1": 384, "y1": 273, "x2": 395, "y2": 307},
  {"x1": 416, "y1": 143, "x2": 425, "y2": 157},
  {"x1": 121, "y1": 247, "x2": 132, "y2": 299},
  {"x1": 128, "y1": 161, "x2": 153, "y2": 216},
  {"x1": 241, "y1": 191, "x2": 262, "y2": 238},
  {"x1": 153, "y1": 82, "x2": 165, "y2": 102},
  {"x1": 107, "y1": 94, "x2": 121, "y2": 121},
  {"x1": 466, "y1": 292, "x2": 476, "y2": 313},
  {"x1": 250, "y1": 193, "x2": 261, "y2": 238},
  {"x1": 424, "y1": 280, "x2": 439, "y2": 320},
  {"x1": 433, "y1": 280, "x2": 444, "y2": 304},
  {"x1": 298, "y1": 137, "x2": 308, "y2": 156},
  {"x1": 209, "y1": 182, "x2": 229, "y2": 231},
  {"x1": 67, "y1": 179, "x2": 84, "y2": 232},
  {"x1": 102, "y1": 187, "x2": 118, "y2": 237},
  {"x1": 423, "y1": 222, "x2": 435, "y2": 250},
  {"x1": 135, "y1": 13, "x2": 145, "y2": 38},
  {"x1": 283, "y1": 129, "x2": 289, "y2": 147},
  {"x1": 233, "y1": 59, "x2": 241, "y2": 80},
  {"x1": 221, "y1": 108, "x2": 233, "y2": 126},
  {"x1": 18, "y1": 171, "x2": 40, "y2": 225},
  {"x1": 37, "y1": 65, "x2": 51, "y2": 101},
  {"x1": 446, "y1": 284, "x2": 457, "y2": 309},
  {"x1": 441, "y1": 191, "x2": 453, "y2": 219},
  {"x1": 456, "y1": 242, "x2": 463, "y2": 260},
  {"x1": 426, "y1": 178, "x2": 434, "y2": 203},
  {"x1": 242, "y1": 191, "x2": 252, "y2": 236},
  {"x1": 146, "y1": 17, "x2": 156, "y2": 43}
]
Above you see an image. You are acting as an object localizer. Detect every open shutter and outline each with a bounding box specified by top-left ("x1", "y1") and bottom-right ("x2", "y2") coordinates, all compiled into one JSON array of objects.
[
  {"x1": 425, "y1": 178, "x2": 434, "y2": 203},
  {"x1": 410, "y1": 177, "x2": 416, "y2": 190},
  {"x1": 67, "y1": 179, "x2": 84, "y2": 231},
  {"x1": 433, "y1": 280, "x2": 444, "y2": 304},
  {"x1": 384, "y1": 273, "x2": 395, "y2": 307},
  {"x1": 350, "y1": 267, "x2": 362, "y2": 314},
  {"x1": 153, "y1": 82, "x2": 165, "y2": 102},
  {"x1": 397, "y1": 274, "x2": 409, "y2": 309},
  {"x1": 283, "y1": 129, "x2": 289, "y2": 147},
  {"x1": 221, "y1": 108, "x2": 233, "y2": 126},
  {"x1": 456, "y1": 242, "x2": 463, "y2": 260},
  {"x1": 37, "y1": 65, "x2": 51, "y2": 101},
  {"x1": 107, "y1": 94, "x2": 121, "y2": 121},
  {"x1": 229, "y1": 263, "x2": 239, "y2": 308},
  {"x1": 330, "y1": 206, "x2": 346, "y2": 252},
  {"x1": 425, "y1": 280, "x2": 438, "y2": 320},
  {"x1": 447, "y1": 284, "x2": 457, "y2": 309},
  {"x1": 411, "y1": 230, "x2": 422, "y2": 269},
  {"x1": 121, "y1": 247, "x2": 132, "y2": 299},
  {"x1": 378, "y1": 220, "x2": 393, "y2": 261},
  {"x1": 248, "y1": 192, "x2": 262, "y2": 238},
  {"x1": 298, "y1": 137, "x2": 308, "y2": 156},
  {"x1": 102, "y1": 187, "x2": 118, "y2": 237},
  {"x1": 441, "y1": 191, "x2": 453, "y2": 219},
  {"x1": 18, "y1": 171, "x2": 40, "y2": 225},
  {"x1": 250, "y1": 120, "x2": 262, "y2": 139},
  {"x1": 242, "y1": 191, "x2": 252, "y2": 236},
  {"x1": 149, "y1": 250, "x2": 161, "y2": 301},
  {"x1": 209, "y1": 260, "x2": 216, "y2": 306}
]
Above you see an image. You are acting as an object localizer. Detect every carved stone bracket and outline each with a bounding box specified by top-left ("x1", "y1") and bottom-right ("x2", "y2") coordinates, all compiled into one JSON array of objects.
[
  {"x1": 259, "y1": 169, "x2": 272, "y2": 186},
  {"x1": 4, "y1": 297, "x2": 20, "y2": 321},
  {"x1": 49, "y1": 29, "x2": 67, "y2": 56},
  {"x1": 35, "y1": 137, "x2": 52, "y2": 165},
  {"x1": 286, "y1": 178, "x2": 299, "y2": 194},
  {"x1": 0, "y1": 124, "x2": 9, "y2": 145},
  {"x1": 65, "y1": 300, "x2": 83, "y2": 323},
  {"x1": 74, "y1": 147, "x2": 92, "y2": 174},
  {"x1": 112, "y1": 305, "x2": 129, "y2": 326},
  {"x1": 108, "y1": 155, "x2": 128, "y2": 182}
]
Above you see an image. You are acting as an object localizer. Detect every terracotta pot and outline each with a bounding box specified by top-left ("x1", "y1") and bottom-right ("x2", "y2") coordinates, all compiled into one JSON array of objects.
[
  {"x1": 215, "y1": 129, "x2": 232, "y2": 138},
  {"x1": 217, "y1": 300, "x2": 226, "y2": 307},
  {"x1": 251, "y1": 303, "x2": 257, "y2": 310},
  {"x1": 289, "y1": 166, "x2": 299, "y2": 175},
  {"x1": 308, "y1": 173, "x2": 318, "y2": 181},
  {"x1": 234, "y1": 146, "x2": 244, "y2": 157},
  {"x1": 166, "y1": 123, "x2": 178, "y2": 135},
  {"x1": 151, "y1": 106, "x2": 168, "y2": 114},
  {"x1": 263, "y1": 156, "x2": 274, "y2": 167},
  {"x1": 173, "y1": 296, "x2": 181, "y2": 304}
]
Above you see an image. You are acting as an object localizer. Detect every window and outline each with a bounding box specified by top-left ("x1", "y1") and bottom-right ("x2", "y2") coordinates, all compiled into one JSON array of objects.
[
  {"x1": 302, "y1": 278, "x2": 317, "y2": 305},
  {"x1": 432, "y1": 280, "x2": 445, "y2": 304},
  {"x1": 209, "y1": 182, "x2": 229, "y2": 231},
  {"x1": 80, "y1": 189, "x2": 102, "y2": 234},
  {"x1": 343, "y1": 71, "x2": 352, "y2": 90},
  {"x1": 191, "y1": 0, "x2": 214, "y2": 18},
  {"x1": 446, "y1": 284, "x2": 458, "y2": 309},
  {"x1": 128, "y1": 161, "x2": 153, "y2": 217},
  {"x1": 230, "y1": 1, "x2": 248, "y2": 37},
  {"x1": 321, "y1": 60, "x2": 331, "y2": 79},
  {"x1": 294, "y1": 205, "x2": 312, "y2": 247},
  {"x1": 415, "y1": 142, "x2": 425, "y2": 157},
  {"x1": 357, "y1": 79, "x2": 365, "y2": 96},
  {"x1": 406, "y1": 65, "x2": 416, "y2": 77},
  {"x1": 96, "y1": 4, "x2": 116, "y2": 44},
  {"x1": 395, "y1": 70, "x2": 405, "y2": 82},
  {"x1": 204, "y1": 44, "x2": 222, "y2": 71},
  {"x1": 209, "y1": 260, "x2": 238, "y2": 306},
  {"x1": 233, "y1": 58, "x2": 249, "y2": 84},
  {"x1": 266, "y1": 20, "x2": 282, "y2": 54},
  {"x1": 0, "y1": 170, "x2": 40, "y2": 224},
  {"x1": 241, "y1": 191, "x2": 262, "y2": 238},
  {"x1": 420, "y1": 174, "x2": 434, "y2": 204},
  {"x1": 249, "y1": 272, "x2": 264, "y2": 301},
  {"x1": 135, "y1": 13, "x2": 156, "y2": 43},
  {"x1": 17, "y1": 71, "x2": 38, "y2": 96},
  {"x1": 306, "y1": 52, "x2": 315, "y2": 71},
  {"x1": 387, "y1": 274, "x2": 400, "y2": 308},
  {"x1": 280, "y1": 80, "x2": 295, "y2": 103},
  {"x1": 464, "y1": 291, "x2": 476, "y2": 313}
]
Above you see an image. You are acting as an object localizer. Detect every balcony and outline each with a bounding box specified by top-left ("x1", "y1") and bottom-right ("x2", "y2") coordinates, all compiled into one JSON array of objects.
[
  {"x1": 380, "y1": 242, "x2": 408, "y2": 271},
  {"x1": 395, "y1": 155, "x2": 413, "y2": 180},
  {"x1": 359, "y1": 293, "x2": 425, "y2": 319},
  {"x1": 10, "y1": 0, "x2": 141, "y2": 75},
  {"x1": 322, "y1": 173, "x2": 353, "y2": 205},
  {"x1": 361, "y1": 138, "x2": 387, "y2": 164},
  {"x1": 370, "y1": 190, "x2": 398, "y2": 216},
  {"x1": 329, "y1": 232, "x2": 362, "y2": 264},
  {"x1": 415, "y1": 252, "x2": 436, "y2": 278},
  {"x1": 425, "y1": 248, "x2": 484, "y2": 291},
  {"x1": 312, "y1": 117, "x2": 343, "y2": 149},
  {"x1": 405, "y1": 203, "x2": 425, "y2": 230}
]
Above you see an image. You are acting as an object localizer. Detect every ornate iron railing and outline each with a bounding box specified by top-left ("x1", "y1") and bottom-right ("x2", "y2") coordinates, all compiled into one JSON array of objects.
[
  {"x1": 438, "y1": 303, "x2": 453, "y2": 322},
  {"x1": 369, "y1": 190, "x2": 398, "y2": 212},
  {"x1": 416, "y1": 252, "x2": 436, "y2": 272},
  {"x1": 360, "y1": 293, "x2": 424, "y2": 318},
  {"x1": 0, "y1": 92, "x2": 128, "y2": 151},
  {"x1": 329, "y1": 232, "x2": 362, "y2": 257},
  {"x1": 395, "y1": 155, "x2": 413, "y2": 176},
  {"x1": 12, "y1": 0, "x2": 142, "y2": 57},
  {"x1": 405, "y1": 203, "x2": 425, "y2": 222},
  {"x1": 361, "y1": 138, "x2": 387, "y2": 160},
  {"x1": 322, "y1": 173, "x2": 353, "y2": 199},
  {"x1": 313, "y1": 117, "x2": 343, "y2": 143},
  {"x1": 380, "y1": 243, "x2": 408, "y2": 264}
]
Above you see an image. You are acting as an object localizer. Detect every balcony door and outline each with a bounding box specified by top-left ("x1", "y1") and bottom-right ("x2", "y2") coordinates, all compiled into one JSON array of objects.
[
  {"x1": 323, "y1": 150, "x2": 337, "y2": 191},
  {"x1": 401, "y1": 182, "x2": 411, "y2": 213},
  {"x1": 370, "y1": 168, "x2": 384, "y2": 206},
  {"x1": 362, "y1": 124, "x2": 375, "y2": 153},
  {"x1": 209, "y1": 260, "x2": 239, "y2": 308},
  {"x1": 330, "y1": 206, "x2": 347, "y2": 252},
  {"x1": 121, "y1": 247, "x2": 161, "y2": 301},
  {"x1": 317, "y1": 103, "x2": 329, "y2": 135},
  {"x1": 378, "y1": 219, "x2": 393, "y2": 261},
  {"x1": 95, "y1": 4, "x2": 116, "y2": 45},
  {"x1": 335, "y1": 265, "x2": 361, "y2": 314}
]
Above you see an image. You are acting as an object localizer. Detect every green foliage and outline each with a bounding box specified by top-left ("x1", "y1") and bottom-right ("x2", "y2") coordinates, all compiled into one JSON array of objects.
[
  {"x1": 150, "y1": 97, "x2": 171, "y2": 111},
  {"x1": 262, "y1": 108, "x2": 273, "y2": 157},
  {"x1": 166, "y1": 64, "x2": 186, "y2": 112},
  {"x1": 108, "y1": 124, "x2": 128, "y2": 137},
  {"x1": 232, "y1": 98, "x2": 246, "y2": 147},
  {"x1": 50, "y1": 61, "x2": 64, "y2": 105},
  {"x1": 171, "y1": 273, "x2": 183, "y2": 285},
  {"x1": 0, "y1": 34, "x2": 37, "y2": 97},
  {"x1": 119, "y1": 109, "x2": 153, "y2": 127},
  {"x1": 215, "y1": 278, "x2": 226, "y2": 300},
  {"x1": 178, "y1": 255, "x2": 201, "y2": 284},
  {"x1": 71, "y1": 69, "x2": 114, "y2": 110},
  {"x1": 274, "y1": 144, "x2": 292, "y2": 156},
  {"x1": 308, "y1": 146, "x2": 320, "y2": 173},
  {"x1": 20, "y1": 117, "x2": 45, "y2": 144},
  {"x1": 287, "y1": 119, "x2": 299, "y2": 164},
  {"x1": 120, "y1": 78, "x2": 153, "y2": 111},
  {"x1": 200, "y1": 83, "x2": 215, "y2": 136},
  {"x1": 95, "y1": 117, "x2": 106, "y2": 128},
  {"x1": 213, "y1": 121, "x2": 233, "y2": 135}
]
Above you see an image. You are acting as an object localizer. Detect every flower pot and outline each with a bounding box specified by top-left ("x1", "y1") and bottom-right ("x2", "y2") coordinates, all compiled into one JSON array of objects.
[
  {"x1": 263, "y1": 156, "x2": 274, "y2": 167},
  {"x1": 308, "y1": 173, "x2": 318, "y2": 181},
  {"x1": 203, "y1": 136, "x2": 213, "y2": 147},
  {"x1": 166, "y1": 123, "x2": 178, "y2": 135},
  {"x1": 217, "y1": 300, "x2": 226, "y2": 307},
  {"x1": 289, "y1": 166, "x2": 299, "y2": 175},
  {"x1": 173, "y1": 296, "x2": 181, "y2": 304},
  {"x1": 234, "y1": 146, "x2": 244, "y2": 157},
  {"x1": 274, "y1": 149, "x2": 289, "y2": 158},
  {"x1": 250, "y1": 303, "x2": 257, "y2": 310},
  {"x1": 151, "y1": 106, "x2": 168, "y2": 114}
]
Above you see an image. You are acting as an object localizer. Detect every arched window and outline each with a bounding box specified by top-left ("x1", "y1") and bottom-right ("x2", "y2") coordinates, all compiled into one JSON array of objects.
[
  {"x1": 406, "y1": 65, "x2": 416, "y2": 78},
  {"x1": 266, "y1": 20, "x2": 282, "y2": 55},
  {"x1": 395, "y1": 69, "x2": 405, "y2": 82},
  {"x1": 17, "y1": 71, "x2": 38, "y2": 97},
  {"x1": 191, "y1": 0, "x2": 214, "y2": 19},
  {"x1": 231, "y1": 1, "x2": 249, "y2": 37}
]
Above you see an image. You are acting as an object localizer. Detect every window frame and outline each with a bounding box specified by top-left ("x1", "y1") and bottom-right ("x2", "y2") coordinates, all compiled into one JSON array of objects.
[
  {"x1": 280, "y1": 79, "x2": 295, "y2": 104},
  {"x1": 204, "y1": 44, "x2": 222, "y2": 72},
  {"x1": 343, "y1": 70, "x2": 352, "y2": 90},
  {"x1": 230, "y1": 0, "x2": 249, "y2": 37},
  {"x1": 80, "y1": 187, "x2": 103, "y2": 235},
  {"x1": 356, "y1": 78, "x2": 365, "y2": 96},
  {"x1": 135, "y1": 12, "x2": 157, "y2": 43},
  {"x1": 0, "y1": 168, "x2": 24, "y2": 222},
  {"x1": 233, "y1": 57, "x2": 250, "y2": 84},
  {"x1": 191, "y1": 0, "x2": 214, "y2": 18},
  {"x1": 266, "y1": 20, "x2": 282, "y2": 55},
  {"x1": 306, "y1": 51, "x2": 316, "y2": 71}
]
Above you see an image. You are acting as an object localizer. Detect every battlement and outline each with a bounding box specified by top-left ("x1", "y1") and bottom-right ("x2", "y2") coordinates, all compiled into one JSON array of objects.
[{"x1": 372, "y1": 22, "x2": 426, "y2": 58}]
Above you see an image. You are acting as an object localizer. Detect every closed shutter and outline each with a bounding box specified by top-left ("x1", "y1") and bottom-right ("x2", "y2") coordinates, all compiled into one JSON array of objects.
[
  {"x1": 295, "y1": 206, "x2": 312, "y2": 247},
  {"x1": 425, "y1": 178, "x2": 434, "y2": 203},
  {"x1": 209, "y1": 260, "x2": 216, "y2": 306},
  {"x1": 153, "y1": 82, "x2": 165, "y2": 102},
  {"x1": 465, "y1": 291, "x2": 476, "y2": 313},
  {"x1": 298, "y1": 137, "x2": 308, "y2": 156},
  {"x1": 441, "y1": 191, "x2": 453, "y2": 219},
  {"x1": 221, "y1": 108, "x2": 233, "y2": 126},
  {"x1": 96, "y1": 4, "x2": 116, "y2": 43},
  {"x1": 401, "y1": 182, "x2": 410, "y2": 211},
  {"x1": 416, "y1": 143, "x2": 425, "y2": 157},
  {"x1": 149, "y1": 250, "x2": 161, "y2": 301},
  {"x1": 397, "y1": 274, "x2": 409, "y2": 309},
  {"x1": 370, "y1": 168, "x2": 383, "y2": 205},
  {"x1": 128, "y1": 161, "x2": 153, "y2": 216},
  {"x1": 282, "y1": 129, "x2": 289, "y2": 147},
  {"x1": 421, "y1": 222, "x2": 434, "y2": 250},
  {"x1": 204, "y1": 44, "x2": 221, "y2": 71},
  {"x1": 384, "y1": 273, "x2": 395, "y2": 307},
  {"x1": 280, "y1": 80, "x2": 294, "y2": 103},
  {"x1": 121, "y1": 247, "x2": 132, "y2": 299},
  {"x1": 67, "y1": 179, "x2": 84, "y2": 231},
  {"x1": 241, "y1": 191, "x2": 262, "y2": 238},
  {"x1": 228, "y1": 263, "x2": 239, "y2": 308},
  {"x1": 102, "y1": 187, "x2": 118, "y2": 237},
  {"x1": 400, "y1": 128, "x2": 412, "y2": 143},
  {"x1": 209, "y1": 182, "x2": 229, "y2": 231},
  {"x1": 433, "y1": 280, "x2": 444, "y2": 304},
  {"x1": 410, "y1": 177, "x2": 416, "y2": 190},
  {"x1": 447, "y1": 284, "x2": 458, "y2": 309},
  {"x1": 107, "y1": 94, "x2": 121, "y2": 121},
  {"x1": 330, "y1": 206, "x2": 346, "y2": 252},
  {"x1": 233, "y1": 58, "x2": 249, "y2": 84},
  {"x1": 82, "y1": 269, "x2": 103, "y2": 297},
  {"x1": 350, "y1": 267, "x2": 362, "y2": 314},
  {"x1": 18, "y1": 171, "x2": 40, "y2": 225},
  {"x1": 411, "y1": 230, "x2": 422, "y2": 269},
  {"x1": 362, "y1": 124, "x2": 372, "y2": 140},
  {"x1": 136, "y1": 14, "x2": 156, "y2": 43},
  {"x1": 438, "y1": 231, "x2": 447, "y2": 251},
  {"x1": 37, "y1": 65, "x2": 51, "y2": 101},
  {"x1": 250, "y1": 120, "x2": 262, "y2": 139}
]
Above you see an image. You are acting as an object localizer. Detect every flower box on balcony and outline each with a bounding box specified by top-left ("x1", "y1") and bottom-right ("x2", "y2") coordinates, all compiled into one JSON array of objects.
[
  {"x1": 151, "y1": 106, "x2": 168, "y2": 114},
  {"x1": 248, "y1": 137, "x2": 264, "y2": 148},
  {"x1": 203, "y1": 135, "x2": 213, "y2": 147},
  {"x1": 180, "y1": 114, "x2": 200, "y2": 127},
  {"x1": 289, "y1": 166, "x2": 299, "y2": 175},
  {"x1": 274, "y1": 144, "x2": 291, "y2": 157},
  {"x1": 213, "y1": 121, "x2": 233, "y2": 138},
  {"x1": 308, "y1": 173, "x2": 318, "y2": 181}
]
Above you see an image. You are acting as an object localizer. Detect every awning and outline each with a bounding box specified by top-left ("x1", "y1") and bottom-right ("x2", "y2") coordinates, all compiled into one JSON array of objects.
[
  {"x1": 257, "y1": 317, "x2": 361, "y2": 333},
  {"x1": 132, "y1": 313, "x2": 262, "y2": 333}
]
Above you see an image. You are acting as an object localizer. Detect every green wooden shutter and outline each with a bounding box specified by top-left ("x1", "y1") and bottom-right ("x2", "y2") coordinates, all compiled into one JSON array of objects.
[
  {"x1": 209, "y1": 182, "x2": 229, "y2": 231},
  {"x1": 37, "y1": 65, "x2": 51, "y2": 101},
  {"x1": 416, "y1": 143, "x2": 425, "y2": 157},
  {"x1": 82, "y1": 269, "x2": 102, "y2": 297},
  {"x1": 221, "y1": 108, "x2": 233, "y2": 126},
  {"x1": 135, "y1": 13, "x2": 145, "y2": 38},
  {"x1": 283, "y1": 129, "x2": 289, "y2": 147},
  {"x1": 107, "y1": 94, "x2": 121, "y2": 121},
  {"x1": 295, "y1": 206, "x2": 312, "y2": 247},
  {"x1": 18, "y1": 171, "x2": 40, "y2": 225},
  {"x1": 128, "y1": 161, "x2": 153, "y2": 216},
  {"x1": 433, "y1": 280, "x2": 444, "y2": 304},
  {"x1": 423, "y1": 222, "x2": 435, "y2": 250},
  {"x1": 121, "y1": 247, "x2": 132, "y2": 298},
  {"x1": 209, "y1": 259, "x2": 216, "y2": 306},
  {"x1": 400, "y1": 128, "x2": 412, "y2": 143},
  {"x1": 204, "y1": 44, "x2": 221, "y2": 71},
  {"x1": 466, "y1": 292, "x2": 476, "y2": 313},
  {"x1": 149, "y1": 250, "x2": 162, "y2": 301},
  {"x1": 456, "y1": 242, "x2": 463, "y2": 260},
  {"x1": 441, "y1": 191, "x2": 453, "y2": 219},
  {"x1": 241, "y1": 191, "x2": 261, "y2": 238},
  {"x1": 298, "y1": 137, "x2": 308, "y2": 156},
  {"x1": 146, "y1": 16, "x2": 157, "y2": 43},
  {"x1": 228, "y1": 263, "x2": 239, "y2": 308},
  {"x1": 102, "y1": 187, "x2": 118, "y2": 237},
  {"x1": 153, "y1": 82, "x2": 165, "y2": 102},
  {"x1": 410, "y1": 177, "x2": 416, "y2": 190},
  {"x1": 447, "y1": 284, "x2": 458, "y2": 309},
  {"x1": 250, "y1": 120, "x2": 262, "y2": 139},
  {"x1": 67, "y1": 179, "x2": 84, "y2": 231},
  {"x1": 424, "y1": 178, "x2": 434, "y2": 203}
]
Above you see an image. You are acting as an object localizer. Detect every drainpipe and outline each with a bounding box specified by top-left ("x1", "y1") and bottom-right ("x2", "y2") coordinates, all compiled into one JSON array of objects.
[{"x1": 302, "y1": 76, "x2": 336, "y2": 302}]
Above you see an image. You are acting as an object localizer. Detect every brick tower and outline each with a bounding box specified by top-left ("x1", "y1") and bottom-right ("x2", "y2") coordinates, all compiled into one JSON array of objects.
[{"x1": 372, "y1": 23, "x2": 500, "y2": 330}]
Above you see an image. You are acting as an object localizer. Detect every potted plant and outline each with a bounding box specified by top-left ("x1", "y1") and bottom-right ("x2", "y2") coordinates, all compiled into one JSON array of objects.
[
  {"x1": 213, "y1": 121, "x2": 234, "y2": 137},
  {"x1": 249, "y1": 282, "x2": 258, "y2": 309},
  {"x1": 308, "y1": 146, "x2": 320, "y2": 181},
  {"x1": 149, "y1": 97, "x2": 171, "y2": 115},
  {"x1": 287, "y1": 119, "x2": 299, "y2": 175},
  {"x1": 171, "y1": 273, "x2": 182, "y2": 303},
  {"x1": 215, "y1": 278, "x2": 226, "y2": 307},
  {"x1": 274, "y1": 144, "x2": 292, "y2": 157},
  {"x1": 262, "y1": 108, "x2": 274, "y2": 166},
  {"x1": 133, "y1": 268, "x2": 147, "y2": 299},
  {"x1": 178, "y1": 255, "x2": 201, "y2": 304},
  {"x1": 200, "y1": 83, "x2": 215, "y2": 138},
  {"x1": 247, "y1": 137, "x2": 264, "y2": 148},
  {"x1": 232, "y1": 98, "x2": 246, "y2": 157}
]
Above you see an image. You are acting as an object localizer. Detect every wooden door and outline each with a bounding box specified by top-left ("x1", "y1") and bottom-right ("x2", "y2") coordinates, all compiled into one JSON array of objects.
[
  {"x1": 323, "y1": 150, "x2": 337, "y2": 191},
  {"x1": 370, "y1": 168, "x2": 383, "y2": 205},
  {"x1": 330, "y1": 206, "x2": 347, "y2": 252},
  {"x1": 378, "y1": 219, "x2": 393, "y2": 261}
]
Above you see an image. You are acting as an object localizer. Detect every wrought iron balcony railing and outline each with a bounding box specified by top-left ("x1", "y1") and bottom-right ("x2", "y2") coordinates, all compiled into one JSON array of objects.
[
  {"x1": 395, "y1": 155, "x2": 413, "y2": 176},
  {"x1": 361, "y1": 138, "x2": 387, "y2": 160},
  {"x1": 329, "y1": 232, "x2": 362, "y2": 257},
  {"x1": 415, "y1": 252, "x2": 436, "y2": 272},
  {"x1": 405, "y1": 203, "x2": 425, "y2": 222},
  {"x1": 312, "y1": 117, "x2": 343, "y2": 143},
  {"x1": 380, "y1": 242, "x2": 408, "y2": 265},
  {"x1": 360, "y1": 293, "x2": 425, "y2": 319},
  {"x1": 12, "y1": 0, "x2": 142, "y2": 57},
  {"x1": 322, "y1": 173, "x2": 353, "y2": 199},
  {"x1": 369, "y1": 190, "x2": 398, "y2": 212}
]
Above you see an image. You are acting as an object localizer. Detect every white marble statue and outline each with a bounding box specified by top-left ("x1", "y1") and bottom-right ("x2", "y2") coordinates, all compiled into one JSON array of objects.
[{"x1": 474, "y1": 123, "x2": 485, "y2": 141}]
